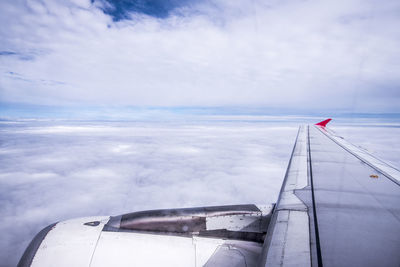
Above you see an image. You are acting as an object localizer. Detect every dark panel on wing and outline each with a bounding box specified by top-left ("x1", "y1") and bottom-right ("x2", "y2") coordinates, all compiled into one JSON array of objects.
[{"x1": 103, "y1": 204, "x2": 271, "y2": 242}]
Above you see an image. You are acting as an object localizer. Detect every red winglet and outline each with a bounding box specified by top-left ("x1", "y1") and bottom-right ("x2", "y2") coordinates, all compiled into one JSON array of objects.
[{"x1": 315, "y1": 118, "x2": 332, "y2": 127}]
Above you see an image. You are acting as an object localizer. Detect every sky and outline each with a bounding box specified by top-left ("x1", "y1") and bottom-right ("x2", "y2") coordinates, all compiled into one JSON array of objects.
[
  {"x1": 1, "y1": 0, "x2": 400, "y2": 115},
  {"x1": 1, "y1": 1, "x2": 400, "y2": 266}
]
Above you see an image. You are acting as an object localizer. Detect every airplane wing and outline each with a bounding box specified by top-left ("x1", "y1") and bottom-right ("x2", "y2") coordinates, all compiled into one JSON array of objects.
[
  {"x1": 260, "y1": 120, "x2": 400, "y2": 267},
  {"x1": 18, "y1": 120, "x2": 400, "y2": 267}
]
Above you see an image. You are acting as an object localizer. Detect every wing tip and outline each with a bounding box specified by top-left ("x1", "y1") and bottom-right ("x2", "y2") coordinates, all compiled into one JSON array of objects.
[{"x1": 315, "y1": 118, "x2": 332, "y2": 127}]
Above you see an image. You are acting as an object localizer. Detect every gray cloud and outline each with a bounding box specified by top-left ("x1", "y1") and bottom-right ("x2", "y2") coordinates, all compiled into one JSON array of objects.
[
  {"x1": 0, "y1": 0, "x2": 399, "y2": 112},
  {"x1": 0, "y1": 51, "x2": 17, "y2": 56},
  {"x1": 0, "y1": 51, "x2": 35, "y2": 61}
]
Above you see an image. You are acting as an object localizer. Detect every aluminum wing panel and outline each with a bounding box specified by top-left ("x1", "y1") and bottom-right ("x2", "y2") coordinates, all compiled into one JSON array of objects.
[
  {"x1": 260, "y1": 123, "x2": 400, "y2": 267},
  {"x1": 306, "y1": 125, "x2": 400, "y2": 267}
]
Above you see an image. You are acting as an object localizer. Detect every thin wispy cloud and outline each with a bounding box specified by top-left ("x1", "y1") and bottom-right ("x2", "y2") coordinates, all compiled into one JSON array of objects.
[{"x1": 1, "y1": 0, "x2": 399, "y2": 112}]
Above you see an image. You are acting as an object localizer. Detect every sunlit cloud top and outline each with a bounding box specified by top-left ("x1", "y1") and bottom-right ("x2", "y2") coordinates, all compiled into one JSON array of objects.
[{"x1": 1, "y1": 0, "x2": 400, "y2": 113}]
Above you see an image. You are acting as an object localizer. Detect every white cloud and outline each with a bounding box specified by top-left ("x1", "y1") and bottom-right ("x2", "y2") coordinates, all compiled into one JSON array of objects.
[
  {"x1": 0, "y1": 0, "x2": 400, "y2": 111},
  {"x1": 0, "y1": 120, "x2": 296, "y2": 266}
]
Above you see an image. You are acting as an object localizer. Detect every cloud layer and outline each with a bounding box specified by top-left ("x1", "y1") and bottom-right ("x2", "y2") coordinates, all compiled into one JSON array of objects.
[
  {"x1": 0, "y1": 119, "x2": 296, "y2": 266},
  {"x1": 1, "y1": 0, "x2": 400, "y2": 112},
  {"x1": 1, "y1": 117, "x2": 399, "y2": 266}
]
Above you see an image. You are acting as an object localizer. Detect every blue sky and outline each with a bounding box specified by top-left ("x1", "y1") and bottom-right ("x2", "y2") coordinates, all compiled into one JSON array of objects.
[
  {"x1": 94, "y1": 0, "x2": 198, "y2": 20},
  {"x1": 1, "y1": 0, "x2": 400, "y2": 117}
]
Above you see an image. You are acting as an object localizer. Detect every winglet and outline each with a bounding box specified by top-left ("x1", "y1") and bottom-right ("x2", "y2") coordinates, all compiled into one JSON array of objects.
[{"x1": 315, "y1": 118, "x2": 332, "y2": 127}]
